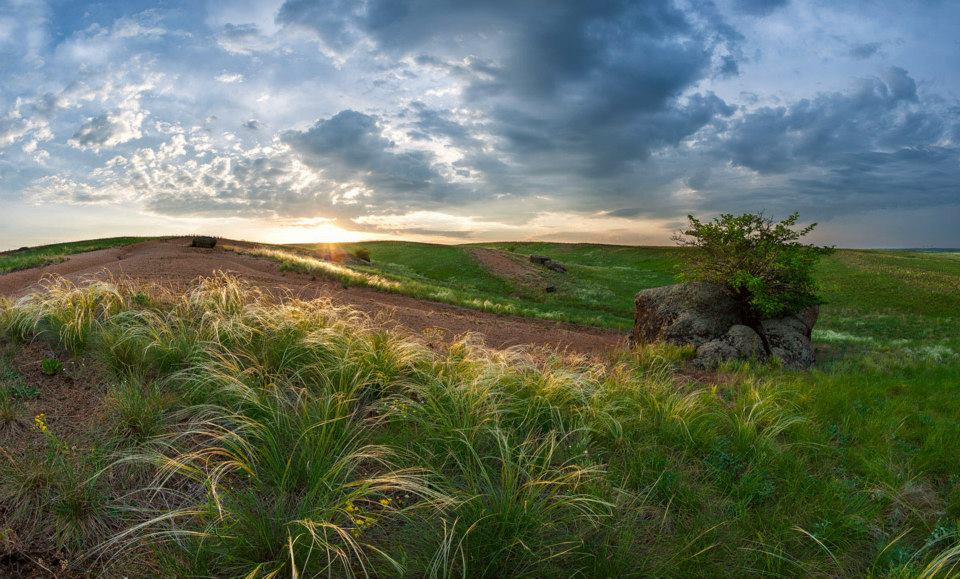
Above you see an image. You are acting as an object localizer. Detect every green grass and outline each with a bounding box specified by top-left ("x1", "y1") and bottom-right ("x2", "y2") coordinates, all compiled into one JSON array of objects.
[
  {"x1": 0, "y1": 237, "x2": 155, "y2": 274},
  {"x1": 298, "y1": 242, "x2": 960, "y2": 351},
  {"x1": 284, "y1": 241, "x2": 681, "y2": 328},
  {"x1": 0, "y1": 273, "x2": 958, "y2": 576}
]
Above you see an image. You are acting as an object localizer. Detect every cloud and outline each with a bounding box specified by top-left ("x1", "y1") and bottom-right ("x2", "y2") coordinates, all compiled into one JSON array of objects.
[
  {"x1": 29, "y1": 131, "x2": 340, "y2": 217},
  {"x1": 275, "y1": 0, "x2": 744, "y2": 204},
  {"x1": 282, "y1": 110, "x2": 460, "y2": 208},
  {"x1": 848, "y1": 41, "x2": 882, "y2": 60},
  {"x1": 353, "y1": 210, "x2": 520, "y2": 238},
  {"x1": 69, "y1": 104, "x2": 147, "y2": 152},
  {"x1": 732, "y1": 0, "x2": 790, "y2": 16},
  {"x1": 216, "y1": 23, "x2": 276, "y2": 55},
  {"x1": 215, "y1": 72, "x2": 245, "y2": 83},
  {"x1": 708, "y1": 67, "x2": 958, "y2": 215},
  {"x1": 3, "y1": 0, "x2": 960, "y2": 248}
]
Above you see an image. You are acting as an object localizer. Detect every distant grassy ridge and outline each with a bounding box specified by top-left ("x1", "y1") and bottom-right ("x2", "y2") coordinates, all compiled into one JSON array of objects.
[
  {"x1": 297, "y1": 241, "x2": 959, "y2": 355},
  {"x1": 292, "y1": 241, "x2": 681, "y2": 329},
  {"x1": 0, "y1": 237, "x2": 156, "y2": 274}
]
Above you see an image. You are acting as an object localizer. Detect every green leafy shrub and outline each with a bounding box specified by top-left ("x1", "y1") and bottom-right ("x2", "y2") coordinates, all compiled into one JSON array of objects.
[
  {"x1": 41, "y1": 357, "x2": 62, "y2": 376},
  {"x1": 674, "y1": 212, "x2": 834, "y2": 318},
  {"x1": 354, "y1": 247, "x2": 371, "y2": 262}
]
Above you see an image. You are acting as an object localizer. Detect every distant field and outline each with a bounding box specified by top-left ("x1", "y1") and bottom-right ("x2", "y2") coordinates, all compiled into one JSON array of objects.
[
  {"x1": 0, "y1": 237, "x2": 155, "y2": 274},
  {"x1": 310, "y1": 241, "x2": 960, "y2": 354}
]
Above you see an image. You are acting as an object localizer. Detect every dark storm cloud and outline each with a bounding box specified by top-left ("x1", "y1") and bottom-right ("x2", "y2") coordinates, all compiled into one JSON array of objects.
[
  {"x1": 281, "y1": 110, "x2": 459, "y2": 205},
  {"x1": 714, "y1": 67, "x2": 959, "y2": 213},
  {"x1": 279, "y1": 0, "x2": 741, "y2": 187},
  {"x1": 723, "y1": 68, "x2": 927, "y2": 174}
]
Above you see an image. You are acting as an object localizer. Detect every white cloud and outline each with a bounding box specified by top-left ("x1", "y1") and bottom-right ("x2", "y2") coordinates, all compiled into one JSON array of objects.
[
  {"x1": 353, "y1": 211, "x2": 520, "y2": 234},
  {"x1": 69, "y1": 103, "x2": 148, "y2": 152},
  {"x1": 215, "y1": 72, "x2": 245, "y2": 83}
]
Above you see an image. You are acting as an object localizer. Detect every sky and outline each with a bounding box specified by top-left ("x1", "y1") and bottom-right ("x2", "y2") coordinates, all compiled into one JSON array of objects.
[{"x1": 0, "y1": 0, "x2": 958, "y2": 250}]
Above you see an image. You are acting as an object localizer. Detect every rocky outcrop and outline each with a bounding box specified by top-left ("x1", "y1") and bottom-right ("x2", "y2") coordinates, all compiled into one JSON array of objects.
[
  {"x1": 631, "y1": 282, "x2": 819, "y2": 370},
  {"x1": 529, "y1": 255, "x2": 566, "y2": 273},
  {"x1": 191, "y1": 236, "x2": 217, "y2": 249},
  {"x1": 631, "y1": 282, "x2": 741, "y2": 347}
]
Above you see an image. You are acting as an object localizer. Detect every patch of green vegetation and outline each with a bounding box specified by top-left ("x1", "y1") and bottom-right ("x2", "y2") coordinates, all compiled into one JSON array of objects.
[
  {"x1": 815, "y1": 250, "x2": 960, "y2": 352},
  {"x1": 0, "y1": 349, "x2": 37, "y2": 399},
  {"x1": 40, "y1": 357, "x2": 62, "y2": 376},
  {"x1": 0, "y1": 237, "x2": 155, "y2": 274},
  {"x1": 0, "y1": 274, "x2": 957, "y2": 576}
]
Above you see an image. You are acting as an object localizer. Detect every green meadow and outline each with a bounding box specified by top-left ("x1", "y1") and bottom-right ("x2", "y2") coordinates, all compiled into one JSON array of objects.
[{"x1": 0, "y1": 239, "x2": 958, "y2": 576}]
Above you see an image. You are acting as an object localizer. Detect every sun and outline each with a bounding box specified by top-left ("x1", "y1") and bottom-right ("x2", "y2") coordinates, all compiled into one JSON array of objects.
[{"x1": 263, "y1": 219, "x2": 370, "y2": 245}]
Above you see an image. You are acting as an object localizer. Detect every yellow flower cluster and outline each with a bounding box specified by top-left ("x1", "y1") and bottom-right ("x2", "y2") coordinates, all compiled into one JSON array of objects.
[
  {"x1": 343, "y1": 498, "x2": 393, "y2": 537},
  {"x1": 33, "y1": 413, "x2": 47, "y2": 433}
]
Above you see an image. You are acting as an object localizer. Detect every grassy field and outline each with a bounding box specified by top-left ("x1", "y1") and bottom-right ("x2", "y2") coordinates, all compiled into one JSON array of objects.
[
  {"x1": 1, "y1": 240, "x2": 959, "y2": 576},
  {"x1": 289, "y1": 241, "x2": 960, "y2": 352},
  {"x1": 0, "y1": 237, "x2": 155, "y2": 274}
]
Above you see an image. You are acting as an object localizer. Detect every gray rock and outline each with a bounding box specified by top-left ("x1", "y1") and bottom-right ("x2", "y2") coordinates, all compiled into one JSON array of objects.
[
  {"x1": 725, "y1": 324, "x2": 766, "y2": 359},
  {"x1": 545, "y1": 260, "x2": 566, "y2": 273},
  {"x1": 695, "y1": 339, "x2": 738, "y2": 368},
  {"x1": 631, "y1": 282, "x2": 741, "y2": 347},
  {"x1": 761, "y1": 317, "x2": 814, "y2": 369},
  {"x1": 632, "y1": 282, "x2": 820, "y2": 369},
  {"x1": 694, "y1": 324, "x2": 766, "y2": 368},
  {"x1": 529, "y1": 255, "x2": 567, "y2": 273},
  {"x1": 794, "y1": 304, "x2": 819, "y2": 338},
  {"x1": 191, "y1": 236, "x2": 217, "y2": 249}
]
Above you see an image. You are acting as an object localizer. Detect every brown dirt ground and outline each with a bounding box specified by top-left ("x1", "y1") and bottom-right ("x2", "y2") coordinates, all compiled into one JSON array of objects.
[
  {"x1": 0, "y1": 238, "x2": 624, "y2": 355},
  {"x1": 468, "y1": 248, "x2": 549, "y2": 285}
]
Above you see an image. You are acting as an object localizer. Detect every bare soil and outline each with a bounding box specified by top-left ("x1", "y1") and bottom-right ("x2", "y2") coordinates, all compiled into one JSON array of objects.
[
  {"x1": 0, "y1": 342, "x2": 109, "y2": 454},
  {"x1": 0, "y1": 238, "x2": 624, "y2": 355},
  {"x1": 468, "y1": 248, "x2": 549, "y2": 285}
]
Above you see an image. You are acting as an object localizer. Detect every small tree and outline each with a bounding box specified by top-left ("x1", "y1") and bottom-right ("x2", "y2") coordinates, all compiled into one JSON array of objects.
[{"x1": 673, "y1": 212, "x2": 834, "y2": 319}]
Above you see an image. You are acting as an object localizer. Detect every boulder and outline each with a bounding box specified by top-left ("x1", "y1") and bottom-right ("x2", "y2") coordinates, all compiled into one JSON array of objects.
[
  {"x1": 529, "y1": 255, "x2": 567, "y2": 273},
  {"x1": 794, "y1": 304, "x2": 819, "y2": 339},
  {"x1": 191, "y1": 236, "x2": 217, "y2": 249},
  {"x1": 632, "y1": 282, "x2": 820, "y2": 370},
  {"x1": 761, "y1": 316, "x2": 815, "y2": 370},
  {"x1": 545, "y1": 261, "x2": 566, "y2": 273},
  {"x1": 631, "y1": 282, "x2": 741, "y2": 347},
  {"x1": 694, "y1": 324, "x2": 765, "y2": 368},
  {"x1": 695, "y1": 339, "x2": 740, "y2": 368}
]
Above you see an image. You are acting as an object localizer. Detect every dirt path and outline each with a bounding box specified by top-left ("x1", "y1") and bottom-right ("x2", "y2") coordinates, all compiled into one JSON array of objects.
[
  {"x1": 469, "y1": 248, "x2": 547, "y2": 284},
  {"x1": 0, "y1": 238, "x2": 624, "y2": 354}
]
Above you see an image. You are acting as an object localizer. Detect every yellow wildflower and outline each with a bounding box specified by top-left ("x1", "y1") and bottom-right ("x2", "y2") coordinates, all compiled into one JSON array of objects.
[
  {"x1": 345, "y1": 501, "x2": 356, "y2": 513},
  {"x1": 33, "y1": 413, "x2": 47, "y2": 433},
  {"x1": 378, "y1": 498, "x2": 391, "y2": 506}
]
